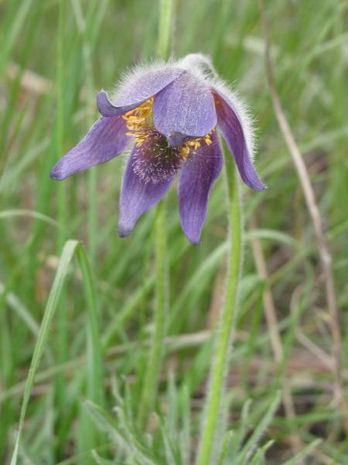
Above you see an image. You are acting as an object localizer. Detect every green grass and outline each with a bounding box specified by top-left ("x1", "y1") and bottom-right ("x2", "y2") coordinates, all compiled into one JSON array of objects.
[{"x1": 1, "y1": 0, "x2": 348, "y2": 463}]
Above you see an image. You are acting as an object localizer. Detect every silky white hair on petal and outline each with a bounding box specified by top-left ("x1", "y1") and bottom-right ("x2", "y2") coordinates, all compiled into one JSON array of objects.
[
  {"x1": 111, "y1": 58, "x2": 177, "y2": 104},
  {"x1": 211, "y1": 78, "x2": 256, "y2": 160},
  {"x1": 177, "y1": 53, "x2": 218, "y2": 81}
]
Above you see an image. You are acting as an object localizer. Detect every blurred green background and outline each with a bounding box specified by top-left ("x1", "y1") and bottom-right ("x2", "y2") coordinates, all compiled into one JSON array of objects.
[{"x1": 1, "y1": 0, "x2": 348, "y2": 463}]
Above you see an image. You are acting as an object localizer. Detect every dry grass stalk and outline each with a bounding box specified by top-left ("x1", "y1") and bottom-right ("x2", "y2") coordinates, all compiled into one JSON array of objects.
[
  {"x1": 258, "y1": 0, "x2": 348, "y2": 431},
  {"x1": 6, "y1": 62, "x2": 52, "y2": 95},
  {"x1": 250, "y1": 215, "x2": 303, "y2": 454}
]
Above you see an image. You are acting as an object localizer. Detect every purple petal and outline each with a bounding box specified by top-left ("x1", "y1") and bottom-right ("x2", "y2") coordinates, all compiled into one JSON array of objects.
[
  {"x1": 153, "y1": 72, "x2": 217, "y2": 144},
  {"x1": 97, "y1": 67, "x2": 185, "y2": 117},
  {"x1": 119, "y1": 146, "x2": 175, "y2": 236},
  {"x1": 50, "y1": 116, "x2": 129, "y2": 180},
  {"x1": 178, "y1": 132, "x2": 222, "y2": 244},
  {"x1": 213, "y1": 90, "x2": 265, "y2": 191}
]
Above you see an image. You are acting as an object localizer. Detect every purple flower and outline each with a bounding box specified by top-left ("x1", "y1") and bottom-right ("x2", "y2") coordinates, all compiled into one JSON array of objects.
[{"x1": 50, "y1": 54, "x2": 264, "y2": 244}]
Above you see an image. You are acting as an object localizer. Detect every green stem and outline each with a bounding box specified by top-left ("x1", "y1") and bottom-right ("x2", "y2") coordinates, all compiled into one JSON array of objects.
[
  {"x1": 83, "y1": 4, "x2": 98, "y2": 269},
  {"x1": 138, "y1": 201, "x2": 168, "y2": 426},
  {"x1": 137, "y1": 0, "x2": 173, "y2": 427},
  {"x1": 57, "y1": 0, "x2": 66, "y2": 250},
  {"x1": 196, "y1": 151, "x2": 243, "y2": 465},
  {"x1": 156, "y1": 0, "x2": 173, "y2": 60},
  {"x1": 55, "y1": 1, "x2": 68, "y2": 448}
]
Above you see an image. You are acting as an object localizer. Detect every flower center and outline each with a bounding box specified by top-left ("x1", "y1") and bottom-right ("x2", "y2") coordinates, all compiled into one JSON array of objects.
[{"x1": 122, "y1": 98, "x2": 214, "y2": 183}]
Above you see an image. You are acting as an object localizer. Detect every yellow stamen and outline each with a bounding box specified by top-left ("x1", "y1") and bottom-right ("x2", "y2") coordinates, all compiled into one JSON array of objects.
[
  {"x1": 179, "y1": 131, "x2": 214, "y2": 160},
  {"x1": 122, "y1": 97, "x2": 154, "y2": 132}
]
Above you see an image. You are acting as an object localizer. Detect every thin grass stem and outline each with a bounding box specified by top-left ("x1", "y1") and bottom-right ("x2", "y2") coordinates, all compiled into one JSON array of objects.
[
  {"x1": 137, "y1": 0, "x2": 173, "y2": 427},
  {"x1": 138, "y1": 201, "x2": 169, "y2": 426},
  {"x1": 55, "y1": 1, "x2": 69, "y2": 452}
]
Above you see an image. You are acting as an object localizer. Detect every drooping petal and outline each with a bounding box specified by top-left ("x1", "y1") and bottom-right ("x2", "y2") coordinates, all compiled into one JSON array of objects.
[
  {"x1": 50, "y1": 116, "x2": 130, "y2": 180},
  {"x1": 97, "y1": 66, "x2": 185, "y2": 117},
  {"x1": 118, "y1": 143, "x2": 176, "y2": 236},
  {"x1": 96, "y1": 90, "x2": 136, "y2": 117},
  {"x1": 213, "y1": 90, "x2": 265, "y2": 191},
  {"x1": 153, "y1": 72, "x2": 217, "y2": 145},
  {"x1": 178, "y1": 132, "x2": 222, "y2": 244}
]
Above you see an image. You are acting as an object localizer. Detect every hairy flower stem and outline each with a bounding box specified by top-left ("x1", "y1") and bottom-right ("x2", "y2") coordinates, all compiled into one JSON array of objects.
[
  {"x1": 196, "y1": 150, "x2": 242, "y2": 465},
  {"x1": 137, "y1": 0, "x2": 173, "y2": 428}
]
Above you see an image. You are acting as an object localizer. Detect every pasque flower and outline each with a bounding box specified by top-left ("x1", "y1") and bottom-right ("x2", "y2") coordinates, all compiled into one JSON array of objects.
[{"x1": 50, "y1": 54, "x2": 264, "y2": 243}]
